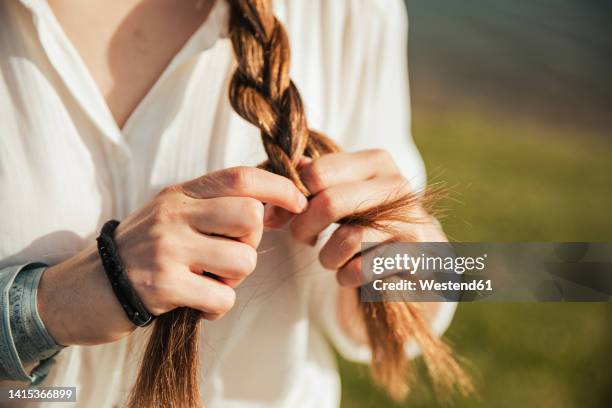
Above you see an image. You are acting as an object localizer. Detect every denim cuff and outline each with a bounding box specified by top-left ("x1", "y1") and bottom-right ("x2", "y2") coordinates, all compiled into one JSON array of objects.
[{"x1": 0, "y1": 263, "x2": 64, "y2": 384}]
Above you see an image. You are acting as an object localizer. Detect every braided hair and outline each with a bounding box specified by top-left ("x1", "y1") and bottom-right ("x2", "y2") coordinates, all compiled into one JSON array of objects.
[{"x1": 126, "y1": 1, "x2": 472, "y2": 406}]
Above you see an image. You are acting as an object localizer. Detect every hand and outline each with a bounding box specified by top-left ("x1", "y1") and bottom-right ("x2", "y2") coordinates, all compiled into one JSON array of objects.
[
  {"x1": 264, "y1": 149, "x2": 447, "y2": 288},
  {"x1": 38, "y1": 167, "x2": 308, "y2": 346}
]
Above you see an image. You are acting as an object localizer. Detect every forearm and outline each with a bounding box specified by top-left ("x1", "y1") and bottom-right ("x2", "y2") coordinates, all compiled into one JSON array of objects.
[{"x1": 0, "y1": 244, "x2": 139, "y2": 384}]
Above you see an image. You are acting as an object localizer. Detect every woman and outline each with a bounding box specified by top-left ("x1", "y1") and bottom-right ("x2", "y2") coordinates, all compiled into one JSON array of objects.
[{"x1": 0, "y1": 0, "x2": 456, "y2": 406}]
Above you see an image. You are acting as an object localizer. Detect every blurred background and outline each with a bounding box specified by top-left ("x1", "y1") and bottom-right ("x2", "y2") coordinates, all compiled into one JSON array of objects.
[{"x1": 340, "y1": 0, "x2": 612, "y2": 407}]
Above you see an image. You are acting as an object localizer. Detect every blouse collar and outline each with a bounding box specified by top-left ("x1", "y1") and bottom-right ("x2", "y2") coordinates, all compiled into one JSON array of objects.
[{"x1": 15, "y1": 0, "x2": 230, "y2": 149}]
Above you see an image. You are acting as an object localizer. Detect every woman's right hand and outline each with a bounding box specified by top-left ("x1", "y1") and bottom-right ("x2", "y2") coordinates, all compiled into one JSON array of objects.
[{"x1": 37, "y1": 167, "x2": 308, "y2": 346}]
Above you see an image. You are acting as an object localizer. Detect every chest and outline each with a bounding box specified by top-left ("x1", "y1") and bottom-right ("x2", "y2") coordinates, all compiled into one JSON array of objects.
[
  {"x1": 47, "y1": 0, "x2": 213, "y2": 128},
  {"x1": 0, "y1": 0, "x2": 333, "y2": 266},
  {"x1": 0, "y1": 34, "x2": 253, "y2": 267}
]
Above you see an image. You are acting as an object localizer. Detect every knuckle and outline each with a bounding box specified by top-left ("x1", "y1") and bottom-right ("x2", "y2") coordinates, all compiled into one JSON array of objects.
[
  {"x1": 151, "y1": 201, "x2": 180, "y2": 224},
  {"x1": 224, "y1": 166, "x2": 254, "y2": 190},
  {"x1": 369, "y1": 148, "x2": 392, "y2": 162},
  {"x1": 371, "y1": 148, "x2": 401, "y2": 173},
  {"x1": 138, "y1": 272, "x2": 174, "y2": 313},
  {"x1": 303, "y1": 161, "x2": 328, "y2": 192},
  {"x1": 337, "y1": 225, "x2": 364, "y2": 250},
  {"x1": 319, "y1": 226, "x2": 362, "y2": 269},
  {"x1": 239, "y1": 198, "x2": 264, "y2": 229},
  {"x1": 158, "y1": 184, "x2": 182, "y2": 197},
  {"x1": 212, "y1": 288, "x2": 236, "y2": 314},
  {"x1": 315, "y1": 189, "x2": 342, "y2": 220},
  {"x1": 236, "y1": 246, "x2": 258, "y2": 276}
]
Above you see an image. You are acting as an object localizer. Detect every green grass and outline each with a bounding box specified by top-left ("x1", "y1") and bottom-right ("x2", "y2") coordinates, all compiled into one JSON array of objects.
[{"x1": 339, "y1": 108, "x2": 612, "y2": 408}]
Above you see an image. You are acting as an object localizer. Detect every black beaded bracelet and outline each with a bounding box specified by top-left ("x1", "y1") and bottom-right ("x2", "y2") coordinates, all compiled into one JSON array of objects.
[{"x1": 96, "y1": 220, "x2": 155, "y2": 327}]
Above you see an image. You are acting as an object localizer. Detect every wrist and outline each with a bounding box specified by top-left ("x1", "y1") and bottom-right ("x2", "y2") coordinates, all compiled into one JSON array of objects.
[{"x1": 37, "y1": 244, "x2": 136, "y2": 346}]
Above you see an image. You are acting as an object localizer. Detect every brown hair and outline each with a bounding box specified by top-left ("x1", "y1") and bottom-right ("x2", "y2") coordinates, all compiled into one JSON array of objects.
[{"x1": 126, "y1": 1, "x2": 472, "y2": 406}]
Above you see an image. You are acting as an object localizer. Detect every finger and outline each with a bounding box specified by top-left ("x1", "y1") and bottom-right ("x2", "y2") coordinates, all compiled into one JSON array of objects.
[
  {"x1": 188, "y1": 197, "x2": 264, "y2": 247},
  {"x1": 181, "y1": 166, "x2": 308, "y2": 214},
  {"x1": 336, "y1": 246, "x2": 404, "y2": 288},
  {"x1": 319, "y1": 225, "x2": 391, "y2": 271},
  {"x1": 201, "y1": 312, "x2": 225, "y2": 321},
  {"x1": 300, "y1": 150, "x2": 400, "y2": 194},
  {"x1": 184, "y1": 234, "x2": 258, "y2": 284},
  {"x1": 336, "y1": 256, "x2": 365, "y2": 288},
  {"x1": 263, "y1": 205, "x2": 294, "y2": 229},
  {"x1": 174, "y1": 269, "x2": 237, "y2": 315},
  {"x1": 290, "y1": 176, "x2": 408, "y2": 245}
]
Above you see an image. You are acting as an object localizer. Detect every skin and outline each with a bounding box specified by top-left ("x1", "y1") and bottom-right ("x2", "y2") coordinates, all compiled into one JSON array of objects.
[
  {"x1": 33, "y1": 0, "x2": 445, "y2": 356},
  {"x1": 47, "y1": 0, "x2": 216, "y2": 128},
  {"x1": 266, "y1": 154, "x2": 446, "y2": 343},
  {"x1": 38, "y1": 166, "x2": 308, "y2": 345}
]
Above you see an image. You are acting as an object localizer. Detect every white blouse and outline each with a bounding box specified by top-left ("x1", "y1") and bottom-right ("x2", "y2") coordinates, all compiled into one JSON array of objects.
[{"x1": 0, "y1": 0, "x2": 456, "y2": 406}]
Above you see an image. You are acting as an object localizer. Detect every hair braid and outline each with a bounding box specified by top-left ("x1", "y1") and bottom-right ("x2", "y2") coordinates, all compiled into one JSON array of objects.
[
  {"x1": 228, "y1": 0, "x2": 471, "y2": 400},
  {"x1": 228, "y1": 0, "x2": 338, "y2": 194},
  {"x1": 126, "y1": 1, "x2": 471, "y2": 407}
]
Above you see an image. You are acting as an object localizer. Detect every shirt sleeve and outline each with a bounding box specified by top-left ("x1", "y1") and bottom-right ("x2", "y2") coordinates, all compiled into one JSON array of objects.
[
  {"x1": 309, "y1": 0, "x2": 456, "y2": 363},
  {"x1": 330, "y1": 0, "x2": 426, "y2": 191},
  {"x1": 0, "y1": 263, "x2": 64, "y2": 384}
]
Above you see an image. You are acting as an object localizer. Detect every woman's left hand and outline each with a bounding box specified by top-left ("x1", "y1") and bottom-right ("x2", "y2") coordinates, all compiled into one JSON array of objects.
[{"x1": 264, "y1": 149, "x2": 447, "y2": 288}]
